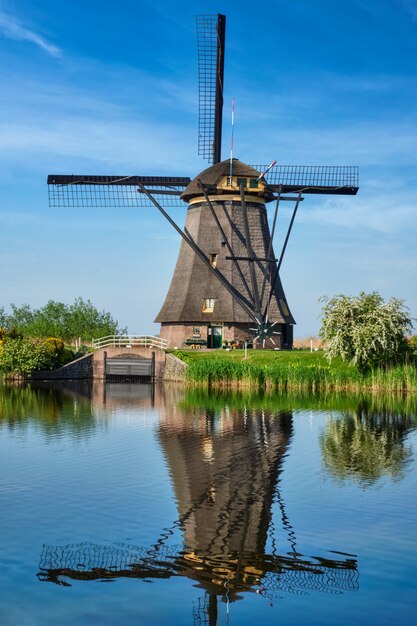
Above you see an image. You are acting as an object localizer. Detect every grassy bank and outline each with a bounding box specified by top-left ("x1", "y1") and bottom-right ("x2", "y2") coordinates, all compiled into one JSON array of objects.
[{"x1": 172, "y1": 349, "x2": 417, "y2": 393}]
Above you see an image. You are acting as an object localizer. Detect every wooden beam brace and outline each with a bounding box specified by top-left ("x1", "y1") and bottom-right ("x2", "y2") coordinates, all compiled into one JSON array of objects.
[
  {"x1": 138, "y1": 184, "x2": 259, "y2": 324},
  {"x1": 197, "y1": 179, "x2": 254, "y2": 304}
]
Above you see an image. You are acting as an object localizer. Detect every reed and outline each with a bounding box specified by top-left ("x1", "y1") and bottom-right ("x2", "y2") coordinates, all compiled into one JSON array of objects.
[{"x1": 177, "y1": 350, "x2": 417, "y2": 393}]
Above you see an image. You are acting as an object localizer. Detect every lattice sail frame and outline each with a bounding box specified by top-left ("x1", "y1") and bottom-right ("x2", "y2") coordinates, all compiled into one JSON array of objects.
[
  {"x1": 47, "y1": 166, "x2": 359, "y2": 208},
  {"x1": 47, "y1": 175, "x2": 190, "y2": 208},
  {"x1": 196, "y1": 14, "x2": 225, "y2": 164},
  {"x1": 254, "y1": 164, "x2": 359, "y2": 194}
]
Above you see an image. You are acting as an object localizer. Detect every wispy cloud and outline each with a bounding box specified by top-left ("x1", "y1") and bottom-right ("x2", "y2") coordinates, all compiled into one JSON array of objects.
[
  {"x1": 0, "y1": 114, "x2": 196, "y2": 174},
  {"x1": 238, "y1": 119, "x2": 417, "y2": 168},
  {"x1": 298, "y1": 192, "x2": 416, "y2": 235},
  {"x1": 0, "y1": 8, "x2": 61, "y2": 57},
  {"x1": 0, "y1": 68, "x2": 199, "y2": 174}
]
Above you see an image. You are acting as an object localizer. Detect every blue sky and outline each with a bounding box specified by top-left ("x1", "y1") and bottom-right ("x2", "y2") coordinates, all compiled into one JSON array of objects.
[{"x1": 0, "y1": 0, "x2": 416, "y2": 337}]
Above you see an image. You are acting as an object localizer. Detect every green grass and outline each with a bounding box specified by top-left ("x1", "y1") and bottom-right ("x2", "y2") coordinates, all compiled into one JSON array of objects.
[{"x1": 170, "y1": 349, "x2": 417, "y2": 393}]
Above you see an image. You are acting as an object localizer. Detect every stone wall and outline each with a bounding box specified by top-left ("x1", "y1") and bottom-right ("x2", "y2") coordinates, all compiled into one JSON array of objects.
[
  {"x1": 163, "y1": 353, "x2": 188, "y2": 381},
  {"x1": 31, "y1": 353, "x2": 93, "y2": 381},
  {"x1": 29, "y1": 349, "x2": 185, "y2": 382}
]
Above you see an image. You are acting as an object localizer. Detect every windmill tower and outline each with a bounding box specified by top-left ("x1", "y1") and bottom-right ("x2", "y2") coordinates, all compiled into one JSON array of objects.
[
  {"x1": 155, "y1": 158, "x2": 295, "y2": 349},
  {"x1": 47, "y1": 14, "x2": 359, "y2": 349}
]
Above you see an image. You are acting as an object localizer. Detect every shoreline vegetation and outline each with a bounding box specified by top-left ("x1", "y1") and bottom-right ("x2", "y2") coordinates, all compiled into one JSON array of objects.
[
  {"x1": 1, "y1": 293, "x2": 415, "y2": 394},
  {"x1": 172, "y1": 349, "x2": 417, "y2": 394}
]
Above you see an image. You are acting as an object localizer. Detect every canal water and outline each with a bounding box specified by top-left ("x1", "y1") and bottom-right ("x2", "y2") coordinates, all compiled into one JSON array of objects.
[{"x1": 0, "y1": 382, "x2": 416, "y2": 626}]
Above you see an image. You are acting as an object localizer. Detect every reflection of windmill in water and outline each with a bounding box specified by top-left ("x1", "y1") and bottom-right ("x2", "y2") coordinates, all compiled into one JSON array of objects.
[
  {"x1": 47, "y1": 14, "x2": 359, "y2": 349},
  {"x1": 38, "y1": 401, "x2": 359, "y2": 624}
]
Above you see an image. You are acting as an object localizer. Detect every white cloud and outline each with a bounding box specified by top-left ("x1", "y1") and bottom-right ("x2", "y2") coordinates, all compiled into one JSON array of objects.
[
  {"x1": 297, "y1": 191, "x2": 417, "y2": 235},
  {"x1": 0, "y1": 8, "x2": 61, "y2": 57},
  {"x1": 0, "y1": 63, "x2": 199, "y2": 174},
  {"x1": 238, "y1": 120, "x2": 417, "y2": 168},
  {"x1": 0, "y1": 115, "x2": 196, "y2": 174}
]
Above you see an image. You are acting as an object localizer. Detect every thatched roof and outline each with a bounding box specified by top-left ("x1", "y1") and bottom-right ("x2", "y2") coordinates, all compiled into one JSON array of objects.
[{"x1": 181, "y1": 158, "x2": 274, "y2": 203}]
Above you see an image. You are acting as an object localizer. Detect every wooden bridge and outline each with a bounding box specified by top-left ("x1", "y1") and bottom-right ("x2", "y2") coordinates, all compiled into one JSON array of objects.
[
  {"x1": 92, "y1": 336, "x2": 167, "y2": 381},
  {"x1": 31, "y1": 335, "x2": 187, "y2": 383}
]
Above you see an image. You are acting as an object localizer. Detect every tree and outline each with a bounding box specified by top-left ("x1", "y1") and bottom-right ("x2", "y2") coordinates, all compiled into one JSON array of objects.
[
  {"x1": 0, "y1": 298, "x2": 125, "y2": 342},
  {"x1": 27, "y1": 300, "x2": 70, "y2": 338},
  {"x1": 65, "y1": 297, "x2": 125, "y2": 340},
  {"x1": 8, "y1": 303, "x2": 35, "y2": 328},
  {"x1": 320, "y1": 292, "x2": 413, "y2": 371},
  {"x1": 0, "y1": 307, "x2": 8, "y2": 328}
]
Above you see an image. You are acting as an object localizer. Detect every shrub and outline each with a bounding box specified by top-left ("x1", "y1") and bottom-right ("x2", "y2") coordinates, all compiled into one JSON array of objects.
[
  {"x1": 0, "y1": 338, "x2": 51, "y2": 375},
  {"x1": 42, "y1": 337, "x2": 76, "y2": 368},
  {"x1": 171, "y1": 350, "x2": 192, "y2": 363}
]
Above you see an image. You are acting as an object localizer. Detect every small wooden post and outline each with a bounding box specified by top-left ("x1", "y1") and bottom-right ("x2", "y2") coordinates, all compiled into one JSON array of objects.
[{"x1": 151, "y1": 351, "x2": 156, "y2": 381}]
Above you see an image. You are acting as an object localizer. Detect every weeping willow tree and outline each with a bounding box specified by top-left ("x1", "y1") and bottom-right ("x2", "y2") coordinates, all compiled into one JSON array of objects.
[
  {"x1": 320, "y1": 292, "x2": 414, "y2": 372},
  {"x1": 319, "y1": 408, "x2": 413, "y2": 484}
]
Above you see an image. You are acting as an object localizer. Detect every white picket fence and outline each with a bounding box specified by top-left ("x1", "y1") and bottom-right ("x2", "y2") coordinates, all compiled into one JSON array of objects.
[{"x1": 92, "y1": 335, "x2": 167, "y2": 350}]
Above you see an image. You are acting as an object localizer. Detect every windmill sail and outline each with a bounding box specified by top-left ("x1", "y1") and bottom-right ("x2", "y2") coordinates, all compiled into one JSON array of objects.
[
  {"x1": 196, "y1": 14, "x2": 226, "y2": 164},
  {"x1": 47, "y1": 165, "x2": 358, "y2": 208},
  {"x1": 46, "y1": 13, "x2": 359, "y2": 349},
  {"x1": 47, "y1": 175, "x2": 190, "y2": 208},
  {"x1": 253, "y1": 164, "x2": 359, "y2": 195}
]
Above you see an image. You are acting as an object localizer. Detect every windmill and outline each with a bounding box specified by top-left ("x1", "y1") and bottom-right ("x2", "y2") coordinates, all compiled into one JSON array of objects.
[{"x1": 47, "y1": 14, "x2": 359, "y2": 349}]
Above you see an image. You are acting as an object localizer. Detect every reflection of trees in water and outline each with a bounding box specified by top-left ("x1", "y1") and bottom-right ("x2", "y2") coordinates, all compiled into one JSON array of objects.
[
  {"x1": 0, "y1": 381, "x2": 155, "y2": 437},
  {"x1": 0, "y1": 382, "x2": 95, "y2": 437},
  {"x1": 320, "y1": 402, "x2": 414, "y2": 484},
  {"x1": 179, "y1": 386, "x2": 417, "y2": 416}
]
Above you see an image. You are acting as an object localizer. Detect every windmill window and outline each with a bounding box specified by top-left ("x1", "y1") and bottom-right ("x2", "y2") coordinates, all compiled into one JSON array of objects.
[
  {"x1": 209, "y1": 253, "x2": 218, "y2": 268},
  {"x1": 249, "y1": 178, "x2": 259, "y2": 188},
  {"x1": 202, "y1": 298, "x2": 215, "y2": 313},
  {"x1": 279, "y1": 299, "x2": 289, "y2": 316},
  {"x1": 237, "y1": 177, "x2": 247, "y2": 187}
]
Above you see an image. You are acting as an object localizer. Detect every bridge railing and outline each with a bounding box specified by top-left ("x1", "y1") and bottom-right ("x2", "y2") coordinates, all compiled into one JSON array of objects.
[{"x1": 92, "y1": 335, "x2": 167, "y2": 350}]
